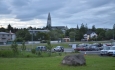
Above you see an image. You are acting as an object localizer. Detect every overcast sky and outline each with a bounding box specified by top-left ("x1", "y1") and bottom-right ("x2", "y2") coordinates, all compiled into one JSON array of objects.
[{"x1": 0, "y1": 0, "x2": 115, "y2": 29}]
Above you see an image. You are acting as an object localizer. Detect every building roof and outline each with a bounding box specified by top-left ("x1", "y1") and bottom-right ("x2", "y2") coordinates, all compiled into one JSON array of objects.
[
  {"x1": 86, "y1": 30, "x2": 96, "y2": 35},
  {"x1": 28, "y1": 30, "x2": 50, "y2": 32}
]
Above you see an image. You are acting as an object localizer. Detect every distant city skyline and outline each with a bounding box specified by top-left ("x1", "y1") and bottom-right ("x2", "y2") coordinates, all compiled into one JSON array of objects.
[{"x1": 0, "y1": 0, "x2": 115, "y2": 29}]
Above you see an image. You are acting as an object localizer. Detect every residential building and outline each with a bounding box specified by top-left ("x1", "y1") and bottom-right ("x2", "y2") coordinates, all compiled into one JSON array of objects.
[
  {"x1": 83, "y1": 30, "x2": 98, "y2": 41},
  {"x1": 0, "y1": 32, "x2": 16, "y2": 44},
  {"x1": 28, "y1": 30, "x2": 50, "y2": 35}
]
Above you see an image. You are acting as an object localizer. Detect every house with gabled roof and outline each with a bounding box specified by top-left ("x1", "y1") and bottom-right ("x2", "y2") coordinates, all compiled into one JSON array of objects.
[
  {"x1": 0, "y1": 32, "x2": 16, "y2": 44},
  {"x1": 83, "y1": 30, "x2": 98, "y2": 41}
]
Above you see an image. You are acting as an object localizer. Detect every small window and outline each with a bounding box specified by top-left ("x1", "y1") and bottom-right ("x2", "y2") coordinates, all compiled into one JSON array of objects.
[
  {"x1": 2, "y1": 38, "x2": 6, "y2": 39},
  {"x1": 2, "y1": 34, "x2": 4, "y2": 36}
]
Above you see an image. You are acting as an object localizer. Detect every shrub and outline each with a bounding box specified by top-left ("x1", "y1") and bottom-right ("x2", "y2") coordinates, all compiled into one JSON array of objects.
[
  {"x1": 21, "y1": 40, "x2": 26, "y2": 51},
  {"x1": 31, "y1": 49, "x2": 36, "y2": 54},
  {"x1": 11, "y1": 41, "x2": 19, "y2": 55},
  {"x1": 0, "y1": 50, "x2": 14, "y2": 57}
]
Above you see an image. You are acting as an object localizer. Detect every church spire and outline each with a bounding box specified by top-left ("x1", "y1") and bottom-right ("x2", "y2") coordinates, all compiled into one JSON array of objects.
[
  {"x1": 46, "y1": 12, "x2": 51, "y2": 30},
  {"x1": 48, "y1": 13, "x2": 51, "y2": 20}
]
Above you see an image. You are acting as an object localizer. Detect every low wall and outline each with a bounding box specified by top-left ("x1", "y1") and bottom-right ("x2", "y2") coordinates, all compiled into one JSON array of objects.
[
  {"x1": 28, "y1": 41, "x2": 61, "y2": 44},
  {"x1": 28, "y1": 41, "x2": 40, "y2": 44}
]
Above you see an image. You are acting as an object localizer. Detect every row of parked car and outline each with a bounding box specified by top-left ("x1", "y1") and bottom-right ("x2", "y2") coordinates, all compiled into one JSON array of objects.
[
  {"x1": 73, "y1": 43, "x2": 103, "y2": 51},
  {"x1": 36, "y1": 46, "x2": 64, "y2": 52},
  {"x1": 100, "y1": 46, "x2": 115, "y2": 56}
]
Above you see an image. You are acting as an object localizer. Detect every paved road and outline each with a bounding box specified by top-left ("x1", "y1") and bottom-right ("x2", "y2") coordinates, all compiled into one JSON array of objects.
[{"x1": 0, "y1": 45, "x2": 101, "y2": 55}]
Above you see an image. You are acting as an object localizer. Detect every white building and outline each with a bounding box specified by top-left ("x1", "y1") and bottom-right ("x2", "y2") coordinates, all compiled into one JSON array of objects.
[
  {"x1": 83, "y1": 31, "x2": 98, "y2": 41},
  {"x1": 0, "y1": 32, "x2": 16, "y2": 44}
]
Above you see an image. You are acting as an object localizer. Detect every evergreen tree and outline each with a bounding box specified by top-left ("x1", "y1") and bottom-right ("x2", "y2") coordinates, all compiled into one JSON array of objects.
[
  {"x1": 77, "y1": 24, "x2": 79, "y2": 30},
  {"x1": 7, "y1": 24, "x2": 13, "y2": 32},
  {"x1": 85, "y1": 23, "x2": 88, "y2": 32},
  {"x1": 113, "y1": 24, "x2": 115, "y2": 39},
  {"x1": 92, "y1": 25, "x2": 96, "y2": 32}
]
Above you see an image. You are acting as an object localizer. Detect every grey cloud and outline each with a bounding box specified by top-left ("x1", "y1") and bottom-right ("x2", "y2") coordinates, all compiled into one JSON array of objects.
[
  {"x1": 0, "y1": 0, "x2": 11, "y2": 14},
  {"x1": 86, "y1": 0, "x2": 112, "y2": 8},
  {"x1": 10, "y1": 0, "x2": 64, "y2": 21},
  {"x1": 0, "y1": 0, "x2": 115, "y2": 29},
  {"x1": 12, "y1": 0, "x2": 30, "y2": 7}
]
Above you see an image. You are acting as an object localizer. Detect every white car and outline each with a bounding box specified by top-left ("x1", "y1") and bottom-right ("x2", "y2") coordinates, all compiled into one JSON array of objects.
[
  {"x1": 100, "y1": 46, "x2": 110, "y2": 56},
  {"x1": 53, "y1": 46, "x2": 64, "y2": 52},
  {"x1": 107, "y1": 46, "x2": 115, "y2": 56}
]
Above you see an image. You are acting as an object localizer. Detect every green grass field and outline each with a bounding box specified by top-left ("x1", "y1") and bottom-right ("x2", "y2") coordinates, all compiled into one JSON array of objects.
[{"x1": 0, "y1": 55, "x2": 115, "y2": 70}]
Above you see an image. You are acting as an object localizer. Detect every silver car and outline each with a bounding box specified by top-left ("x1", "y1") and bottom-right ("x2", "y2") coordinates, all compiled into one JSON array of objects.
[
  {"x1": 100, "y1": 46, "x2": 110, "y2": 56},
  {"x1": 53, "y1": 46, "x2": 64, "y2": 52}
]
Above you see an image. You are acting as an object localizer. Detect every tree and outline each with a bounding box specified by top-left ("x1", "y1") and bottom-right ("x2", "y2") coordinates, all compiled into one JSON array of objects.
[
  {"x1": 11, "y1": 41, "x2": 18, "y2": 55},
  {"x1": 65, "y1": 28, "x2": 76, "y2": 37},
  {"x1": 21, "y1": 40, "x2": 26, "y2": 51},
  {"x1": 7, "y1": 24, "x2": 13, "y2": 32},
  {"x1": 96, "y1": 28, "x2": 106, "y2": 40},
  {"x1": 105, "y1": 30, "x2": 113, "y2": 40},
  {"x1": 46, "y1": 40, "x2": 52, "y2": 56},
  {"x1": 0, "y1": 27, "x2": 7, "y2": 32},
  {"x1": 69, "y1": 31, "x2": 76, "y2": 42},
  {"x1": 92, "y1": 25, "x2": 96, "y2": 32},
  {"x1": 77, "y1": 24, "x2": 79, "y2": 30},
  {"x1": 75, "y1": 30, "x2": 81, "y2": 40},
  {"x1": 48, "y1": 29, "x2": 63, "y2": 41},
  {"x1": 16, "y1": 29, "x2": 31, "y2": 41},
  {"x1": 113, "y1": 24, "x2": 115, "y2": 39},
  {"x1": 36, "y1": 32, "x2": 50, "y2": 41}
]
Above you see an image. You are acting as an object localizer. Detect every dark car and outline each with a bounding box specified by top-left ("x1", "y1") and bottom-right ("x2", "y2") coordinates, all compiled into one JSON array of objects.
[{"x1": 75, "y1": 46, "x2": 86, "y2": 51}]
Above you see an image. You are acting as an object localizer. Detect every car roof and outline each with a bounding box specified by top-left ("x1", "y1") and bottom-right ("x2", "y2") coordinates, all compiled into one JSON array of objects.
[{"x1": 37, "y1": 46, "x2": 46, "y2": 47}]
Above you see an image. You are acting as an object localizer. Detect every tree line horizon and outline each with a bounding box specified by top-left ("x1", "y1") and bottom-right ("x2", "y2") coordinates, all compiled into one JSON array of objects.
[{"x1": 0, "y1": 23, "x2": 115, "y2": 41}]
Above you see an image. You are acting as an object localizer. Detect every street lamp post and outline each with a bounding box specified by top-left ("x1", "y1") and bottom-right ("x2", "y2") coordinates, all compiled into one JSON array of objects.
[
  {"x1": 32, "y1": 30, "x2": 33, "y2": 49},
  {"x1": 113, "y1": 30, "x2": 114, "y2": 40}
]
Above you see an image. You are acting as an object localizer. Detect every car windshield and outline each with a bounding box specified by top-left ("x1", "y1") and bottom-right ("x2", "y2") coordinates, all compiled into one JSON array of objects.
[
  {"x1": 56, "y1": 46, "x2": 61, "y2": 48},
  {"x1": 103, "y1": 47, "x2": 110, "y2": 50},
  {"x1": 110, "y1": 47, "x2": 115, "y2": 50}
]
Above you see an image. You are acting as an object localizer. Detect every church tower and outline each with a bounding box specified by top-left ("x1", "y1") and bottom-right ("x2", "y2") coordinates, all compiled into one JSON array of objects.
[{"x1": 46, "y1": 13, "x2": 51, "y2": 30}]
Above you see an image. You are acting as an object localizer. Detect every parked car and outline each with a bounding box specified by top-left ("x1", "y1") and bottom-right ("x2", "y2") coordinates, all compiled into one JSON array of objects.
[
  {"x1": 107, "y1": 46, "x2": 115, "y2": 56},
  {"x1": 74, "y1": 46, "x2": 86, "y2": 51},
  {"x1": 36, "y1": 46, "x2": 47, "y2": 51},
  {"x1": 100, "y1": 46, "x2": 110, "y2": 56},
  {"x1": 53, "y1": 46, "x2": 64, "y2": 52}
]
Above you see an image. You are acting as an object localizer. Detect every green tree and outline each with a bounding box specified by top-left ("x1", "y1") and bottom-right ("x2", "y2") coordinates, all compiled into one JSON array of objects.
[
  {"x1": 113, "y1": 24, "x2": 115, "y2": 39},
  {"x1": 46, "y1": 40, "x2": 52, "y2": 56},
  {"x1": 77, "y1": 24, "x2": 79, "y2": 30},
  {"x1": 11, "y1": 41, "x2": 18, "y2": 55},
  {"x1": 21, "y1": 40, "x2": 26, "y2": 51},
  {"x1": 69, "y1": 31, "x2": 76, "y2": 42},
  {"x1": 48, "y1": 29, "x2": 63, "y2": 41},
  {"x1": 92, "y1": 25, "x2": 96, "y2": 32},
  {"x1": 36, "y1": 32, "x2": 50, "y2": 41},
  {"x1": 105, "y1": 30, "x2": 113, "y2": 40},
  {"x1": 79, "y1": 23, "x2": 87, "y2": 39},
  {"x1": 96, "y1": 28, "x2": 106, "y2": 40},
  {"x1": 0, "y1": 27, "x2": 7, "y2": 32},
  {"x1": 75, "y1": 30, "x2": 81, "y2": 40},
  {"x1": 7, "y1": 24, "x2": 13, "y2": 32},
  {"x1": 16, "y1": 29, "x2": 31, "y2": 41}
]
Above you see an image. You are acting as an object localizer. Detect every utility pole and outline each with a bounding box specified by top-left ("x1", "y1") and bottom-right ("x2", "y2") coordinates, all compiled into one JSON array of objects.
[{"x1": 31, "y1": 30, "x2": 34, "y2": 49}]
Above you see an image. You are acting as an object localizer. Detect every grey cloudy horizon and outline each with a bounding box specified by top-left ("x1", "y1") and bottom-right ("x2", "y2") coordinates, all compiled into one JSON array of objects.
[{"x1": 0, "y1": 0, "x2": 115, "y2": 29}]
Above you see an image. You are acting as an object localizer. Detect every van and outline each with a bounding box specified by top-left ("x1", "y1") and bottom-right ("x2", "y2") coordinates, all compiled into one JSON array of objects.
[{"x1": 36, "y1": 46, "x2": 47, "y2": 51}]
